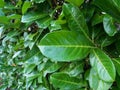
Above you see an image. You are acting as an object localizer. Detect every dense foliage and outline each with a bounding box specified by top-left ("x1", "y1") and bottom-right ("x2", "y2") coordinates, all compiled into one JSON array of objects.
[{"x1": 0, "y1": 0, "x2": 120, "y2": 90}]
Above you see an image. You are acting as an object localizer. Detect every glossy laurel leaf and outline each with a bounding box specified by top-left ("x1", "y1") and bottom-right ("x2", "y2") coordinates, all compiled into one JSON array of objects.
[
  {"x1": 90, "y1": 48, "x2": 116, "y2": 82},
  {"x1": 63, "y1": 3, "x2": 89, "y2": 39},
  {"x1": 38, "y1": 31, "x2": 93, "y2": 61}
]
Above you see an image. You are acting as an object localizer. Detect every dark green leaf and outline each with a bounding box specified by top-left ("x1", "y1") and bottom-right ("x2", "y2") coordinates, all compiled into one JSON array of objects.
[{"x1": 113, "y1": 58, "x2": 120, "y2": 76}]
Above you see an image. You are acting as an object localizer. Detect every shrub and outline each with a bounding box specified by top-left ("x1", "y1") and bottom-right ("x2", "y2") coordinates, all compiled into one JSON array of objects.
[{"x1": 0, "y1": 0, "x2": 120, "y2": 90}]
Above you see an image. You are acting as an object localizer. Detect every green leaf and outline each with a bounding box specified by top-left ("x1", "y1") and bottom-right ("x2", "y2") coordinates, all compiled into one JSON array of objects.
[
  {"x1": 0, "y1": 0, "x2": 5, "y2": 8},
  {"x1": 43, "y1": 61, "x2": 62, "y2": 76},
  {"x1": 103, "y1": 14, "x2": 117, "y2": 36},
  {"x1": 50, "y1": 73, "x2": 87, "y2": 90},
  {"x1": 89, "y1": 67, "x2": 112, "y2": 90},
  {"x1": 90, "y1": 48, "x2": 116, "y2": 82},
  {"x1": 21, "y1": 12, "x2": 47, "y2": 23},
  {"x1": 63, "y1": 3, "x2": 90, "y2": 40},
  {"x1": 34, "y1": 0, "x2": 45, "y2": 3},
  {"x1": 36, "y1": 16, "x2": 51, "y2": 29},
  {"x1": 0, "y1": 16, "x2": 9, "y2": 24},
  {"x1": 93, "y1": 0, "x2": 120, "y2": 22},
  {"x1": 22, "y1": 1, "x2": 31, "y2": 14},
  {"x1": 38, "y1": 31, "x2": 93, "y2": 61},
  {"x1": 65, "y1": 0, "x2": 84, "y2": 6},
  {"x1": 100, "y1": 36, "x2": 116, "y2": 47},
  {"x1": 24, "y1": 46, "x2": 43, "y2": 64},
  {"x1": 113, "y1": 58, "x2": 120, "y2": 76},
  {"x1": 92, "y1": 14, "x2": 103, "y2": 26}
]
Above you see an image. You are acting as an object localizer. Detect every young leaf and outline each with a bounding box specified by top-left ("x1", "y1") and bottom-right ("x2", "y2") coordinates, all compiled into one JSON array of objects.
[
  {"x1": 38, "y1": 31, "x2": 94, "y2": 61},
  {"x1": 50, "y1": 73, "x2": 87, "y2": 90},
  {"x1": 90, "y1": 48, "x2": 116, "y2": 82},
  {"x1": 103, "y1": 14, "x2": 117, "y2": 36}
]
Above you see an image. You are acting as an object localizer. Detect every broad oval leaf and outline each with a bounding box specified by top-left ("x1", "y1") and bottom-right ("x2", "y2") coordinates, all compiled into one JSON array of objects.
[
  {"x1": 38, "y1": 31, "x2": 93, "y2": 61},
  {"x1": 103, "y1": 14, "x2": 117, "y2": 36},
  {"x1": 90, "y1": 48, "x2": 116, "y2": 82},
  {"x1": 63, "y1": 3, "x2": 90, "y2": 40},
  {"x1": 50, "y1": 73, "x2": 87, "y2": 90}
]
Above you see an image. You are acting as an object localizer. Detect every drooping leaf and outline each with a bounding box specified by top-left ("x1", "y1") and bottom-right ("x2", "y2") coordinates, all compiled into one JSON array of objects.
[
  {"x1": 90, "y1": 48, "x2": 116, "y2": 82},
  {"x1": 50, "y1": 73, "x2": 87, "y2": 90},
  {"x1": 38, "y1": 31, "x2": 93, "y2": 61},
  {"x1": 63, "y1": 3, "x2": 90, "y2": 40},
  {"x1": 103, "y1": 14, "x2": 117, "y2": 36}
]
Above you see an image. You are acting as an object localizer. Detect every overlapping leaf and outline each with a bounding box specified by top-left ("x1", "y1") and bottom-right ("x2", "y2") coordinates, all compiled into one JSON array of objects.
[{"x1": 50, "y1": 73, "x2": 87, "y2": 90}]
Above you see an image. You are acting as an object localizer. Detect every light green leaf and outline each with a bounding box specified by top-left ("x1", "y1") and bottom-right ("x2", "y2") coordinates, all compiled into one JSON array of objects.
[
  {"x1": 103, "y1": 14, "x2": 117, "y2": 36},
  {"x1": 0, "y1": 0, "x2": 5, "y2": 8},
  {"x1": 113, "y1": 58, "x2": 120, "y2": 76},
  {"x1": 50, "y1": 73, "x2": 87, "y2": 90},
  {"x1": 89, "y1": 68, "x2": 112, "y2": 90},
  {"x1": 63, "y1": 3, "x2": 90, "y2": 40},
  {"x1": 65, "y1": 0, "x2": 84, "y2": 6},
  {"x1": 38, "y1": 31, "x2": 93, "y2": 61},
  {"x1": 90, "y1": 48, "x2": 116, "y2": 82},
  {"x1": 22, "y1": 1, "x2": 31, "y2": 14}
]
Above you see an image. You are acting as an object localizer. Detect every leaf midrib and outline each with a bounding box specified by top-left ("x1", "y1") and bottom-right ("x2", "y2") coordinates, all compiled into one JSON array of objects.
[
  {"x1": 93, "y1": 50, "x2": 113, "y2": 80},
  {"x1": 66, "y1": 5, "x2": 91, "y2": 42}
]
